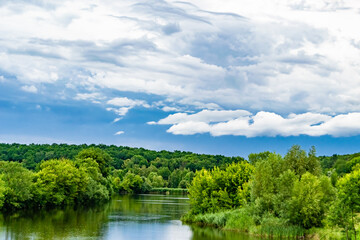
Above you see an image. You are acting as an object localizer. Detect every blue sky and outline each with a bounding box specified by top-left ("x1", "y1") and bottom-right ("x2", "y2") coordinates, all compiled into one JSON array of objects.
[{"x1": 1, "y1": 0, "x2": 360, "y2": 158}]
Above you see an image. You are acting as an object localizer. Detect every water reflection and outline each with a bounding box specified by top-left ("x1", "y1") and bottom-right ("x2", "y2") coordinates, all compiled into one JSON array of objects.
[
  {"x1": 0, "y1": 194, "x2": 259, "y2": 240},
  {"x1": 191, "y1": 226, "x2": 254, "y2": 240}
]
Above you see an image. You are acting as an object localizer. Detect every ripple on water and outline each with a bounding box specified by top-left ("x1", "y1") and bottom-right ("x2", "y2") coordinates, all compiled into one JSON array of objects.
[{"x1": 108, "y1": 213, "x2": 170, "y2": 222}]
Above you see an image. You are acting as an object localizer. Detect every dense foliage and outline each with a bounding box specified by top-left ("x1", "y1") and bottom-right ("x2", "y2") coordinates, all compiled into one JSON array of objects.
[
  {"x1": 188, "y1": 162, "x2": 253, "y2": 214},
  {"x1": 185, "y1": 145, "x2": 360, "y2": 239},
  {"x1": 3, "y1": 142, "x2": 360, "y2": 238},
  {"x1": 0, "y1": 143, "x2": 242, "y2": 210},
  {"x1": 0, "y1": 143, "x2": 242, "y2": 172}
]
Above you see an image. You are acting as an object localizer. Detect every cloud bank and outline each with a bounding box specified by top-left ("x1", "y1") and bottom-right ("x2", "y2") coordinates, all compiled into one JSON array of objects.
[
  {"x1": 1, "y1": 0, "x2": 360, "y2": 137},
  {"x1": 150, "y1": 110, "x2": 360, "y2": 137}
]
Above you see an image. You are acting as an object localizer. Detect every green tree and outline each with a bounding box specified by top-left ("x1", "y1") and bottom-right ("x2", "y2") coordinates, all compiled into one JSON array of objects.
[
  {"x1": 188, "y1": 162, "x2": 253, "y2": 214},
  {"x1": 158, "y1": 167, "x2": 171, "y2": 180},
  {"x1": 75, "y1": 157, "x2": 110, "y2": 202},
  {"x1": 168, "y1": 169, "x2": 183, "y2": 188},
  {"x1": 248, "y1": 151, "x2": 271, "y2": 165},
  {"x1": 76, "y1": 148, "x2": 112, "y2": 177},
  {"x1": 0, "y1": 161, "x2": 35, "y2": 209},
  {"x1": 147, "y1": 172, "x2": 165, "y2": 188},
  {"x1": 120, "y1": 172, "x2": 143, "y2": 194},
  {"x1": 333, "y1": 166, "x2": 360, "y2": 239},
  {"x1": 34, "y1": 159, "x2": 87, "y2": 206},
  {"x1": 0, "y1": 177, "x2": 6, "y2": 209},
  {"x1": 288, "y1": 173, "x2": 335, "y2": 228},
  {"x1": 179, "y1": 172, "x2": 195, "y2": 188},
  {"x1": 251, "y1": 153, "x2": 285, "y2": 213},
  {"x1": 284, "y1": 145, "x2": 321, "y2": 177}
]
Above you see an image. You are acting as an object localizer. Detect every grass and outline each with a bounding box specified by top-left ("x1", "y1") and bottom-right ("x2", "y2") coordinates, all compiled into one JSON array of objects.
[
  {"x1": 181, "y1": 207, "x2": 347, "y2": 239},
  {"x1": 306, "y1": 227, "x2": 344, "y2": 240}
]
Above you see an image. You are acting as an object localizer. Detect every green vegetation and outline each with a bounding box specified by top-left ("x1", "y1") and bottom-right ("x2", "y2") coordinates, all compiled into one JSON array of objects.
[
  {"x1": 3, "y1": 142, "x2": 360, "y2": 239},
  {"x1": 188, "y1": 162, "x2": 253, "y2": 215},
  {"x1": 0, "y1": 143, "x2": 241, "y2": 211},
  {"x1": 183, "y1": 145, "x2": 360, "y2": 239},
  {"x1": 150, "y1": 188, "x2": 188, "y2": 194}
]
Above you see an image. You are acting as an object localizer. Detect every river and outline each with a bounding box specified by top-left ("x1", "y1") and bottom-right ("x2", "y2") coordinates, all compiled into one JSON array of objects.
[{"x1": 0, "y1": 194, "x2": 258, "y2": 240}]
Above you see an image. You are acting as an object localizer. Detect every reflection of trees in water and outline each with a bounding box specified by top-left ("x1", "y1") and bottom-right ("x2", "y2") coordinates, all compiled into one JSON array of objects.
[
  {"x1": 110, "y1": 195, "x2": 189, "y2": 221},
  {"x1": 0, "y1": 194, "x2": 190, "y2": 240},
  {"x1": 190, "y1": 225, "x2": 257, "y2": 240},
  {"x1": 0, "y1": 202, "x2": 111, "y2": 240}
]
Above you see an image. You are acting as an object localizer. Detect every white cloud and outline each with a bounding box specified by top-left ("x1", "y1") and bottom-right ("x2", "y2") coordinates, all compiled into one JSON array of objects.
[
  {"x1": 107, "y1": 97, "x2": 149, "y2": 108},
  {"x1": 154, "y1": 109, "x2": 251, "y2": 125},
  {"x1": 75, "y1": 92, "x2": 104, "y2": 102},
  {"x1": 162, "y1": 106, "x2": 182, "y2": 112},
  {"x1": 151, "y1": 110, "x2": 360, "y2": 137},
  {"x1": 21, "y1": 85, "x2": 38, "y2": 93},
  {"x1": 115, "y1": 130, "x2": 125, "y2": 135},
  {"x1": 106, "y1": 97, "x2": 150, "y2": 119},
  {"x1": 113, "y1": 117, "x2": 123, "y2": 123},
  {"x1": 106, "y1": 107, "x2": 130, "y2": 116},
  {"x1": 2, "y1": 0, "x2": 360, "y2": 137}
]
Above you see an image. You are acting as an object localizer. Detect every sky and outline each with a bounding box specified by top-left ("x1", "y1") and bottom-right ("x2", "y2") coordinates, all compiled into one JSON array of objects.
[{"x1": 1, "y1": 0, "x2": 360, "y2": 158}]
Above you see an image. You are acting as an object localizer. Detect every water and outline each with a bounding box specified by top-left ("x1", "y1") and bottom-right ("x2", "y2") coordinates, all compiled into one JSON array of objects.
[{"x1": 0, "y1": 194, "x2": 258, "y2": 240}]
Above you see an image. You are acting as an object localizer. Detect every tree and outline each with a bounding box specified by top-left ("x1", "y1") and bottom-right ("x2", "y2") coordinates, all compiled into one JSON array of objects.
[
  {"x1": 0, "y1": 177, "x2": 6, "y2": 209},
  {"x1": 76, "y1": 148, "x2": 112, "y2": 177},
  {"x1": 284, "y1": 145, "x2": 321, "y2": 177},
  {"x1": 34, "y1": 159, "x2": 87, "y2": 206},
  {"x1": 158, "y1": 167, "x2": 171, "y2": 180},
  {"x1": 288, "y1": 173, "x2": 335, "y2": 228},
  {"x1": 0, "y1": 161, "x2": 35, "y2": 208},
  {"x1": 188, "y1": 162, "x2": 253, "y2": 214},
  {"x1": 168, "y1": 169, "x2": 183, "y2": 188},
  {"x1": 120, "y1": 172, "x2": 143, "y2": 194},
  {"x1": 147, "y1": 172, "x2": 165, "y2": 188},
  {"x1": 75, "y1": 157, "x2": 110, "y2": 202},
  {"x1": 251, "y1": 153, "x2": 285, "y2": 213},
  {"x1": 334, "y1": 166, "x2": 360, "y2": 239},
  {"x1": 248, "y1": 151, "x2": 271, "y2": 165}
]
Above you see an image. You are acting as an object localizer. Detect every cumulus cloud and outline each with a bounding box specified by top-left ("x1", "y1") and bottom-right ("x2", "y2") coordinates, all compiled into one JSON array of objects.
[
  {"x1": 115, "y1": 130, "x2": 125, "y2": 135},
  {"x1": 151, "y1": 110, "x2": 360, "y2": 137},
  {"x1": 21, "y1": 85, "x2": 38, "y2": 93},
  {"x1": 153, "y1": 109, "x2": 251, "y2": 125}
]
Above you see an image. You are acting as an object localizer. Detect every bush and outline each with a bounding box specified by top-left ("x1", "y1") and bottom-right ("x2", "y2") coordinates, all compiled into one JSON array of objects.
[{"x1": 188, "y1": 161, "x2": 253, "y2": 214}]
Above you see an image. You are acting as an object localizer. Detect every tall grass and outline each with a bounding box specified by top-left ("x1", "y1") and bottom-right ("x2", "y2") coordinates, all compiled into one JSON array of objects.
[
  {"x1": 257, "y1": 215, "x2": 305, "y2": 238},
  {"x1": 224, "y1": 207, "x2": 255, "y2": 232},
  {"x1": 182, "y1": 207, "x2": 308, "y2": 239}
]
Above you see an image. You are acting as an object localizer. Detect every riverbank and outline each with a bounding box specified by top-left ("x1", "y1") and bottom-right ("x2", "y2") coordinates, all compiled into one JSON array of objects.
[
  {"x1": 149, "y1": 188, "x2": 188, "y2": 194},
  {"x1": 181, "y1": 208, "x2": 344, "y2": 239}
]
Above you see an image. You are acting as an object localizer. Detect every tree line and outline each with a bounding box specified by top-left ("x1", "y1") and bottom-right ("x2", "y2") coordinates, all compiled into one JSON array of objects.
[{"x1": 0, "y1": 143, "x2": 242, "y2": 210}]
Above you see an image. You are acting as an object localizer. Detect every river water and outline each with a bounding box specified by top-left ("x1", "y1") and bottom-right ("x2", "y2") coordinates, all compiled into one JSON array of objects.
[{"x1": 0, "y1": 194, "x2": 257, "y2": 240}]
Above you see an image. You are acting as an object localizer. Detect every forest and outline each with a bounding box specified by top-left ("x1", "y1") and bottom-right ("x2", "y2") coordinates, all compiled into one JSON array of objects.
[
  {"x1": 0, "y1": 143, "x2": 241, "y2": 209},
  {"x1": 0, "y1": 143, "x2": 359, "y2": 238}
]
